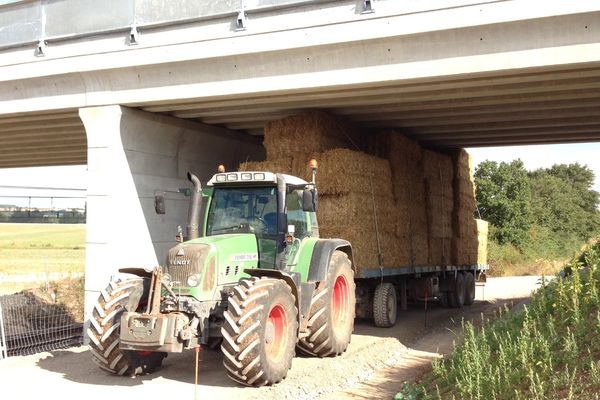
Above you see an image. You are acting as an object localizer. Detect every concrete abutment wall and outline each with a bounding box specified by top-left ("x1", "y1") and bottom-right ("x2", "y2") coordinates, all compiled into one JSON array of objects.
[{"x1": 79, "y1": 105, "x2": 264, "y2": 325}]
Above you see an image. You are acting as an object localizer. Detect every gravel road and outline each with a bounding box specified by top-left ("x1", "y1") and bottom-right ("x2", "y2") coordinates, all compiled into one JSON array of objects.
[{"x1": 0, "y1": 276, "x2": 544, "y2": 400}]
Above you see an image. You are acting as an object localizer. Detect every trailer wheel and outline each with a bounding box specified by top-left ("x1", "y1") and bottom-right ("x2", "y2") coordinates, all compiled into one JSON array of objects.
[
  {"x1": 221, "y1": 277, "x2": 298, "y2": 387},
  {"x1": 88, "y1": 278, "x2": 167, "y2": 376},
  {"x1": 438, "y1": 291, "x2": 450, "y2": 308},
  {"x1": 373, "y1": 282, "x2": 397, "y2": 327},
  {"x1": 297, "y1": 250, "x2": 355, "y2": 357},
  {"x1": 464, "y1": 272, "x2": 476, "y2": 306},
  {"x1": 451, "y1": 273, "x2": 466, "y2": 308}
]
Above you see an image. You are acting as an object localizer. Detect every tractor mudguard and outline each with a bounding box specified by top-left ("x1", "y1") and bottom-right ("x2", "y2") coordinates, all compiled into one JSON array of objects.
[
  {"x1": 118, "y1": 267, "x2": 154, "y2": 278},
  {"x1": 307, "y1": 239, "x2": 354, "y2": 282}
]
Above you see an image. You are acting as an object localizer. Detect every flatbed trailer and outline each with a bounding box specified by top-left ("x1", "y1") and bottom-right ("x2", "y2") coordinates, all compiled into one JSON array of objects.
[{"x1": 353, "y1": 263, "x2": 488, "y2": 327}]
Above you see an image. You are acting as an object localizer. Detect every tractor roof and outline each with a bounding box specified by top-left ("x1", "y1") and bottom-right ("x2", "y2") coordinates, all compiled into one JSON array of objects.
[{"x1": 207, "y1": 171, "x2": 308, "y2": 187}]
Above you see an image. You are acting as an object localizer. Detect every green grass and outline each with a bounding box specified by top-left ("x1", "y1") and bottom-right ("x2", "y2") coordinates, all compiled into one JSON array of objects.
[
  {"x1": 0, "y1": 223, "x2": 85, "y2": 276},
  {"x1": 397, "y1": 242, "x2": 600, "y2": 400}
]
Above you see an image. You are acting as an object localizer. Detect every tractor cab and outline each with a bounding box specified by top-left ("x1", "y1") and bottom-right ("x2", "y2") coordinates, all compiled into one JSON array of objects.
[{"x1": 204, "y1": 171, "x2": 319, "y2": 269}]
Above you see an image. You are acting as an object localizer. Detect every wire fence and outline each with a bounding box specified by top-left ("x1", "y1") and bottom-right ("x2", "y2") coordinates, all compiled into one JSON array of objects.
[
  {"x1": 0, "y1": 301, "x2": 7, "y2": 360},
  {"x1": 0, "y1": 293, "x2": 83, "y2": 359}
]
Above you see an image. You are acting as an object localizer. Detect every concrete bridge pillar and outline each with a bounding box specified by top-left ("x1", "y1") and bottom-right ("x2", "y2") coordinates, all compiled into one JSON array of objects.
[{"x1": 78, "y1": 105, "x2": 264, "y2": 326}]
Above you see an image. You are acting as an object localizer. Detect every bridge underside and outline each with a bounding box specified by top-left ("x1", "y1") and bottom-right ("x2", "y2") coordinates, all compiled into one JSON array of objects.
[{"x1": 1, "y1": 0, "x2": 600, "y2": 168}]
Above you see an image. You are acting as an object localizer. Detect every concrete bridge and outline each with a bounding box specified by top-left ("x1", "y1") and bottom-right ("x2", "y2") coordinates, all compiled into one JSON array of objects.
[{"x1": 1, "y1": 0, "x2": 599, "y2": 312}]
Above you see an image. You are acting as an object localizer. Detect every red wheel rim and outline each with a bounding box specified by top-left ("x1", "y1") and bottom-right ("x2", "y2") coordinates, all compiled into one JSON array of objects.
[
  {"x1": 265, "y1": 305, "x2": 287, "y2": 361},
  {"x1": 136, "y1": 350, "x2": 153, "y2": 357},
  {"x1": 332, "y1": 275, "x2": 349, "y2": 330}
]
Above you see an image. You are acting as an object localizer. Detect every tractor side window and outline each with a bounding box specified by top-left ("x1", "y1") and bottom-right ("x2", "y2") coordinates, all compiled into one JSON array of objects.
[{"x1": 286, "y1": 189, "x2": 310, "y2": 239}]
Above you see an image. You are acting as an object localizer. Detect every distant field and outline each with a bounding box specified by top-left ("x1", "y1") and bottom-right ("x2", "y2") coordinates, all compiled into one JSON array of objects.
[{"x1": 0, "y1": 223, "x2": 85, "y2": 276}]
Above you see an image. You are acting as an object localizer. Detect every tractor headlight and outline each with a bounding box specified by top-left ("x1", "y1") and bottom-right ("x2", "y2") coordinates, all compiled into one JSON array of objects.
[{"x1": 187, "y1": 274, "x2": 200, "y2": 287}]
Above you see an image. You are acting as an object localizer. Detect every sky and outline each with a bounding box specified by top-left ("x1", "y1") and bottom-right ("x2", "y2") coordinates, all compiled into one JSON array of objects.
[
  {"x1": 0, "y1": 165, "x2": 87, "y2": 209},
  {"x1": 1, "y1": 142, "x2": 600, "y2": 209}
]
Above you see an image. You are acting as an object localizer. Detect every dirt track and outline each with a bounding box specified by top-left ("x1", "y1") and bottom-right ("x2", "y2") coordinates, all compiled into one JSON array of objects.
[{"x1": 0, "y1": 276, "x2": 543, "y2": 400}]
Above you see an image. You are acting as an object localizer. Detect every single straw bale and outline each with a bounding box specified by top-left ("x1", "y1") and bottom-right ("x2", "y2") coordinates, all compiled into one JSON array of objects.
[
  {"x1": 319, "y1": 227, "x2": 412, "y2": 276},
  {"x1": 317, "y1": 148, "x2": 394, "y2": 197},
  {"x1": 263, "y1": 111, "x2": 360, "y2": 160},
  {"x1": 319, "y1": 227, "x2": 379, "y2": 273},
  {"x1": 429, "y1": 237, "x2": 452, "y2": 266},
  {"x1": 318, "y1": 193, "x2": 397, "y2": 235},
  {"x1": 476, "y1": 219, "x2": 489, "y2": 265}
]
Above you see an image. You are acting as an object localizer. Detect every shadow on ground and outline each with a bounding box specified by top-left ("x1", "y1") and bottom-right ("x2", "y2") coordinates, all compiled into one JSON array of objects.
[{"x1": 36, "y1": 344, "x2": 238, "y2": 388}]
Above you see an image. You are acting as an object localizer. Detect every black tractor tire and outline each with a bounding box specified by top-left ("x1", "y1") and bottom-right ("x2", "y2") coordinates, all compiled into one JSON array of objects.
[
  {"x1": 464, "y1": 272, "x2": 476, "y2": 306},
  {"x1": 88, "y1": 277, "x2": 167, "y2": 376},
  {"x1": 373, "y1": 282, "x2": 397, "y2": 328},
  {"x1": 451, "y1": 273, "x2": 466, "y2": 308},
  {"x1": 297, "y1": 250, "x2": 356, "y2": 357},
  {"x1": 221, "y1": 277, "x2": 298, "y2": 387}
]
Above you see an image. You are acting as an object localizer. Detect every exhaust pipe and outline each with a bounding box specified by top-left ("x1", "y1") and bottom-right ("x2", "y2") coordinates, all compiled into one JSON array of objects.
[{"x1": 186, "y1": 172, "x2": 202, "y2": 240}]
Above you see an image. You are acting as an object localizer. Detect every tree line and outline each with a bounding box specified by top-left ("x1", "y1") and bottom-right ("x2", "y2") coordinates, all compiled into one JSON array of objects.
[
  {"x1": 0, "y1": 207, "x2": 86, "y2": 224},
  {"x1": 475, "y1": 161, "x2": 600, "y2": 261}
]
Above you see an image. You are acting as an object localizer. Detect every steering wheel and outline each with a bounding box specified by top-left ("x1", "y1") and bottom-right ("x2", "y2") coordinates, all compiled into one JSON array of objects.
[{"x1": 248, "y1": 216, "x2": 268, "y2": 232}]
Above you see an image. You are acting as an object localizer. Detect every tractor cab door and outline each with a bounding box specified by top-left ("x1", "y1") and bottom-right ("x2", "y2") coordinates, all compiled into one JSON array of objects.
[{"x1": 284, "y1": 188, "x2": 318, "y2": 266}]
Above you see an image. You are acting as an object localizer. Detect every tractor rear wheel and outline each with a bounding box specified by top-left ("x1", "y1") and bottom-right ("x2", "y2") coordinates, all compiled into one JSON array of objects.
[
  {"x1": 464, "y1": 272, "x2": 476, "y2": 306},
  {"x1": 221, "y1": 277, "x2": 298, "y2": 387},
  {"x1": 373, "y1": 282, "x2": 397, "y2": 328},
  {"x1": 297, "y1": 250, "x2": 355, "y2": 357},
  {"x1": 88, "y1": 277, "x2": 167, "y2": 376}
]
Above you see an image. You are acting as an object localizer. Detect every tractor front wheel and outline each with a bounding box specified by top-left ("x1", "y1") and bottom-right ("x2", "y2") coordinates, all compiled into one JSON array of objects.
[
  {"x1": 298, "y1": 250, "x2": 356, "y2": 357},
  {"x1": 221, "y1": 277, "x2": 298, "y2": 386},
  {"x1": 88, "y1": 277, "x2": 167, "y2": 376}
]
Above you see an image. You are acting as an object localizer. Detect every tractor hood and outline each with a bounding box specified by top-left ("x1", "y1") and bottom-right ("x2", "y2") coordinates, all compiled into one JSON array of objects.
[{"x1": 164, "y1": 234, "x2": 259, "y2": 300}]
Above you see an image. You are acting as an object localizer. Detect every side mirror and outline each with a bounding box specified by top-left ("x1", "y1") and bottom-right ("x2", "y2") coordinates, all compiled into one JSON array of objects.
[
  {"x1": 154, "y1": 194, "x2": 166, "y2": 214},
  {"x1": 302, "y1": 189, "x2": 318, "y2": 212}
]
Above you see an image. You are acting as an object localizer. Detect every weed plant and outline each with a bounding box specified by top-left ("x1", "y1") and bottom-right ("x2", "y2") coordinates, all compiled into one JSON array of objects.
[{"x1": 397, "y1": 242, "x2": 600, "y2": 400}]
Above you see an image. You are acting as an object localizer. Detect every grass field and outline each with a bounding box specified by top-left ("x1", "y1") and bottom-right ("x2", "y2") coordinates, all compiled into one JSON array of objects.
[{"x1": 0, "y1": 223, "x2": 85, "y2": 276}]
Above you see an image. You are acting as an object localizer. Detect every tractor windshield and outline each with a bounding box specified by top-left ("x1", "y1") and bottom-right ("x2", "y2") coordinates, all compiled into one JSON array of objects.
[{"x1": 206, "y1": 187, "x2": 278, "y2": 237}]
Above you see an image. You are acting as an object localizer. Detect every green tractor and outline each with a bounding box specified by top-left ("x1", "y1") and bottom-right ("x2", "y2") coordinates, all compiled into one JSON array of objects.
[{"x1": 88, "y1": 164, "x2": 356, "y2": 386}]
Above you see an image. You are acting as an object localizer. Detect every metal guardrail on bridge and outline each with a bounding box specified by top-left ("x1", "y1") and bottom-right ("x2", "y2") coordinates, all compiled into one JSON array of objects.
[
  {"x1": 0, "y1": 0, "x2": 330, "y2": 50},
  {"x1": 0, "y1": 0, "x2": 504, "y2": 53}
]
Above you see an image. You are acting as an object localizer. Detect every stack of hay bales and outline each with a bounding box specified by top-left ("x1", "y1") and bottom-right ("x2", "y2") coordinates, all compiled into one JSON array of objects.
[
  {"x1": 239, "y1": 110, "x2": 485, "y2": 271},
  {"x1": 451, "y1": 149, "x2": 479, "y2": 265},
  {"x1": 316, "y1": 149, "x2": 407, "y2": 270},
  {"x1": 241, "y1": 147, "x2": 403, "y2": 270},
  {"x1": 366, "y1": 132, "x2": 429, "y2": 266},
  {"x1": 423, "y1": 150, "x2": 454, "y2": 266}
]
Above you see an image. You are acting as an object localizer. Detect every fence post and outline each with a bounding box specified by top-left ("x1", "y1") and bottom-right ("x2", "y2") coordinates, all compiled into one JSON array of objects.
[{"x1": 0, "y1": 301, "x2": 7, "y2": 360}]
